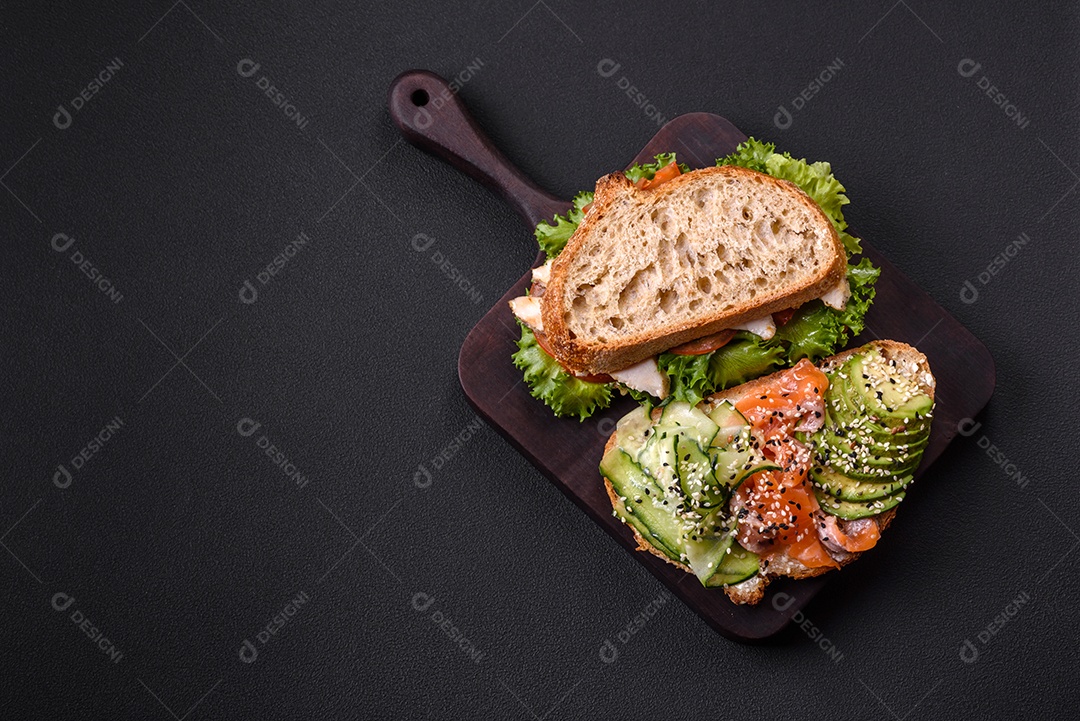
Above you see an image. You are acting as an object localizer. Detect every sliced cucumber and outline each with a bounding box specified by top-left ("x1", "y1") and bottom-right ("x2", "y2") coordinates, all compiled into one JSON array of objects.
[
  {"x1": 600, "y1": 448, "x2": 687, "y2": 560},
  {"x1": 608, "y1": 488, "x2": 682, "y2": 560},
  {"x1": 656, "y1": 401, "x2": 720, "y2": 448},
  {"x1": 613, "y1": 405, "x2": 654, "y2": 458},
  {"x1": 704, "y1": 543, "x2": 761, "y2": 587},
  {"x1": 707, "y1": 400, "x2": 750, "y2": 446},
  {"x1": 711, "y1": 444, "x2": 781, "y2": 491},
  {"x1": 676, "y1": 436, "x2": 724, "y2": 508},
  {"x1": 636, "y1": 427, "x2": 680, "y2": 490},
  {"x1": 684, "y1": 530, "x2": 737, "y2": 584}
]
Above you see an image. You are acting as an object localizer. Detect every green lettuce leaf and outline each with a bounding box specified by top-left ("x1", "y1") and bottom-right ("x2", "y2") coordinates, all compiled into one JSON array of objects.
[
  {"x1": 623, "y1": 152, "x2": 690, "y2": 184},
  {"x1": 621, "y1": 385, "x2": 658, "y2": 414},
  {"x1": 511, "y1": 323, "x2": 612, "y2": 420},
  {"x1": 771, "y1": 301, "x2": 844, "y2": 363},
  {"x1": 658, "y1": 332, "x2": 788, "y2": 405},
  {"x1": 707, "y1": 332, "x2": 787, "y2": 390},
  {"x1": 836, "y1": 257, "x2": 880, "y2": 336},
  {"x1": 720, "y1": 138, "x2": 861, "y2": 254},
  {"x1": 655, "y1": 352, "x2": 712, "y2": 407},
  {"x1": 766, "y1": 258, "x2": 881, "y2": 363},
  {"x1": 534, "y1": 191, "x2": 593, "y2": 260}
]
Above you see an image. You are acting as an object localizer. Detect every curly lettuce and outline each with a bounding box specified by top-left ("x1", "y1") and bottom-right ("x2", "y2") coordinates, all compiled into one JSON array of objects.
[
  {"x1": 535, "y1": 191, "x2": 593, "y2": 260},
  {"x1": 624, "y1": 152, "x2": 690, "y2": 185},
  {"x1": 659, "y1": 332, "x2": 787, "y2": 407},
  {"x1": 512, "y1": 323, "x2": 612, "y2": 420},
  {"x1": 773, "y1": 258, "x2": 880, "y2": 362}
]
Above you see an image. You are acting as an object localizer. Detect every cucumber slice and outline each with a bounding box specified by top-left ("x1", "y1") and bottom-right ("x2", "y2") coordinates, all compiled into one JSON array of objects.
[
  {"x1": 707, "y1": 400, "x2": 750, "y2": 446},
  {"x1": 636, "y1": 427, "x2": 680, "y2": 490},
  {"x1": 684, "y1": 530, "x2": 737, "y2": 584},
  {"x1": 656, "y1": 402, "x2": 719, "y2": 448},
  {"x1": 676, "y1": 437, "x2": 724, "y2": 508},
  {"x1": 704, "y1": 543, "x2": 761, "y2": 587},
  {"x1": 688, "y1": 505, "x2": 737, "y2": 538},
  {"x1": 608, "y1": 489, "x2": 682, "y2": 560},
  {"x1": 814, "y1": 487, "x2": 907, "y2": 519},
  {"x1": 711, "y1": 442, "x2": 781, "y2": 491},
  {"x1": 614, "y1": 405, "x2": 654, "y2": 458},
  {"x1": 601, "y1": 448, "x2": 688, "y2": 560}
]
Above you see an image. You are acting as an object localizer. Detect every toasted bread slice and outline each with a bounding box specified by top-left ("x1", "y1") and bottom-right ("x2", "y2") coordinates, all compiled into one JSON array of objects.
[
  {"x1": 542, "y1": 165, "x2": 847, "y2": 375},
  {"x1": 603, "y1": 340, "x2": 934, "y2": 605}
]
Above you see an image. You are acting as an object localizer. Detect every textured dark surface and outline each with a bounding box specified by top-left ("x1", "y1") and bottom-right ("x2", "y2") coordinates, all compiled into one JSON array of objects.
[{"x1": 2, "y1": 1, "x2": 1078, "y2": 718}]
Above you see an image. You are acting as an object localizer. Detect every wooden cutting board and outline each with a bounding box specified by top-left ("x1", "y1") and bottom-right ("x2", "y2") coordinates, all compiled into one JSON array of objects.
[{"x1": 388, "y1": 70, "x2": 996, "y2": 641}]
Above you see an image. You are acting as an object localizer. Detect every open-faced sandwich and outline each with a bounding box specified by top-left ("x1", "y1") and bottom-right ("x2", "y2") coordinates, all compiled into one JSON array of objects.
[
  {"x1": 599, "y1": 340, "x2": 934, "y2": 604},
  {"x1": 510, "y1": 139, "x2": 880, "y2": 420}
]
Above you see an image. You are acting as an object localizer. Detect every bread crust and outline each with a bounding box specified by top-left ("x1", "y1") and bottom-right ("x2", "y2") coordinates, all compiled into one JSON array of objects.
[
  {"x1": 542, "y1": 165, "x2": 848, "y2": 375},
  {"x1": 601, "y1": 340, "x2": 934, "y2": 605}
]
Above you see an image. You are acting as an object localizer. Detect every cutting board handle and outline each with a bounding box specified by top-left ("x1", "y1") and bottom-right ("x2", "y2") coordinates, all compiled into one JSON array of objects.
[{"x1": 388, "y1": 69, "x2": 569, "y2": 229}]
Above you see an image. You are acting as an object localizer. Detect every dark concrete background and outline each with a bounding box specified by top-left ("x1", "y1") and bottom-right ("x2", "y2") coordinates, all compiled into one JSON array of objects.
[{"x1": 2, "y1": 1, "x2": 1078, "y2": 718}]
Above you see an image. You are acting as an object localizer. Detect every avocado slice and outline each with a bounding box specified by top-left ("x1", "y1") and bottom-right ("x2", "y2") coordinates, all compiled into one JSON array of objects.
[
  {"x1": 815, "y1": 486, "x2": 907, "y2": 520},
  {"x1": 828, "y1": 371, "x2": 930, "y2": 444},
  {"x1": 847, "y1": 352, "x2": 933, "y2": 422},
  {"x1": 815, "y1": 426, "x2": 925, "y2": 472},
  {"x1": 829, "y1": 366, "x2": 933, "y2": 433},
  {"x1": 811, "y1": 463, "x2": 912, "y2": 502}
]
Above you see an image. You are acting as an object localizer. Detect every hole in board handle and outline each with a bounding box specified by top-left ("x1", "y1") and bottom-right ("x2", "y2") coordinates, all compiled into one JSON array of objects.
[{"x1": 411, "y1": 89, "x2": 429, "y2": 106}]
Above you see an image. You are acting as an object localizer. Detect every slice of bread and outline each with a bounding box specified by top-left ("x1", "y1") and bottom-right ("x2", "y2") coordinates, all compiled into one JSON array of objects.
[
  {"x1": 602, "y1": 340, "x2": 934, "y2": 605},
  {"x1": 542, "y1": 165, "x2": 847, "y2": 375}
]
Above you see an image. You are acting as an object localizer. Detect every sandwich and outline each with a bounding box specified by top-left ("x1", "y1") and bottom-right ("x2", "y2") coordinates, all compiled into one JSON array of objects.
[
  {"x1": 599, "y1": 340, "x2": 935, "y2": 604},
  {"x1": 510, "y1": 139, "x2": 880, "y2": 420}
]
